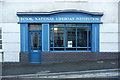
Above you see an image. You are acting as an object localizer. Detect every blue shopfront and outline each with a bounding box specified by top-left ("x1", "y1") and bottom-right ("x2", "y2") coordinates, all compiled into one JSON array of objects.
[{"x1": 17, "y1": 10, "x2": 103, "y2": 63}]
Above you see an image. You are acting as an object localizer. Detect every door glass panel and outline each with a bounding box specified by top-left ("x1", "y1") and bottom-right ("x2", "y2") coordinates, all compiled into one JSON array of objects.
[{"x1": 31, "y1": 32, "x2": 40, "y2": 50}]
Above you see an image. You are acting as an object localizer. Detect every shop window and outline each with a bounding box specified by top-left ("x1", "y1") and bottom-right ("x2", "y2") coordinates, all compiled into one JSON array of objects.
[{"x1": 50, "y1": 24, "x2": 91, "y2": 51}]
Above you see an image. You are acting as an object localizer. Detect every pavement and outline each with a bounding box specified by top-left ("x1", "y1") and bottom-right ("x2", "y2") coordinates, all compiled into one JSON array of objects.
[
  {"x1": 2, "y1": 69, "x2": 120, "y2": 78},
  {"x1": 1, "y1": 59, "x2": 119, "y2": 80}
]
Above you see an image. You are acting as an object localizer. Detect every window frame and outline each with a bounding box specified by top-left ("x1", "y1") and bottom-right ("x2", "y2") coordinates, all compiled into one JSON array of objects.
[{"x1": 50, "y1": 24, "x2": 92, "y2": 52}]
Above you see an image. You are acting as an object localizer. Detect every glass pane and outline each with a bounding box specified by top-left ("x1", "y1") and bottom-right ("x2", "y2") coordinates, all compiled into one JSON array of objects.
[
  {"x1": 66, "y1": 28, "x2": 76, "y2": 47},
  {"x1": 77, "y1": 24, "x2": 88, "y2": 27},
  {"x1": 29, "y1": 24, "x2": 42, "y2": 30},
  {"x1": 66, "y1": 24, "x2": 76, "y2": 27},
  {"x1": 54, "y1": 24, "x2": 58, "y2": 27},
  {"x1": 54, "y1": 28, "x2": 64, "y2": 47},
  {"x1": 57, "y1": 24, "x2": 65, "y2": 27},
  {"x1": 54, "y1": 48, "x2": 64, "y2": 51},
  {"x1": 0, "y1": 40, "x2": 2, "y2": 44},
  {"x1": 77, "y1": 48, "x2": 87, "y2": 50},
  {"x1": 54, "y1": 24, "x2": 65, "y2": 27},
  {"x1": 50, "y1": 48, "x2": 53, "y2": 51},
  {"x1": 66, "y1": 24, "x2": 73, "y2": 27},
  {"x1": 77, "y1": 28, "x2": 87, "y2": 47},
  {"x1": 66, "y1": 48, "x2": 76, "y2": 51},
  {"x1": 31, "y1": 33, "x2": 40, "y2": 50},
  {"x1": 0, "y1": 45, "x2": 2, "y2": 49},
  {"x1": 0, "y1": 30, "x2": 1, "y2": 33},
  {"x1": 50, "y1": 27, "x2": 54, "y2": 30},
  {"x1": 50, "y1": 27, "x2": 53, "y2": 47},
  {"x1": 0, "y1": 35, "x2": 1, "y2": 39},
  {"x1": 88, "y1": 30, "x2": 91, "y2": 47},
  {"x1": 89, "y1": 48, "x2": 91, "y2": 50}
]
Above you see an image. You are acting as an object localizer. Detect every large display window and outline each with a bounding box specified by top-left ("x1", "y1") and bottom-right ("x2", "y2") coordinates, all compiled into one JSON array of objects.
[{"x1": 50, "y1": 24, "x2": 91, "y2": 51}]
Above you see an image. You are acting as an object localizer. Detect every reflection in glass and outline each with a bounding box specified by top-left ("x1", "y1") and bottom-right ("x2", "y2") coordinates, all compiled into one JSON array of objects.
[
  {"x1": 50, "y1": 24, "x2": 91, "y2": 51},
  {"x1": 54, "y1": 48, "x2": 64, "y2": 51},
  {"x1": 77, "y1": 28, "x2": 87, "y2": 47},
  {"x1": 0, "y1": 45, "x2": 2, "y2": 49},
  {"x1": 88, "y1": 31, "x2": 91, "y2": 48},
  {"x1": 29, "y1": 24, "x2": 42, "y2": 30},
  {"x1": 66, "y1": 28, "x2": 76, "y2": 47},
  {"x1": 54, "y1": 28, "x2": 64, "y2": 47},
  {"x1": 31, "y1": 33, "x2": 40, "y2": 50},
  {"x1": 50, "y1": 27, "x2": 53, "y2": 47}
]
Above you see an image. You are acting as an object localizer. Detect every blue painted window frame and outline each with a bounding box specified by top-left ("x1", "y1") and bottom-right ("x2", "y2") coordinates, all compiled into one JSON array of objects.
[{"x1": 50, "y1": 24, "x2": 92, "y2": 52}]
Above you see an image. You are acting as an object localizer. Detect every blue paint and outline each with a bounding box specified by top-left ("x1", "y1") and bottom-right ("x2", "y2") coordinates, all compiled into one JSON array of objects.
[
  {"x1": 76, "y1": 28, "x2": 77, "y2": 50},
  {"x1": 20, "y1": 24, "x2": 28, "y2": 52},
  {"x1": 91, "y1": 24, "x2": 100, "y2": 52},
  {"x1": 17, "y1": 12, "x2": 102, "y2": 24},
  {"x1": 64, "y1": 26, "x2": 66, "y2": 50},
  {"x1": 29, "y1": 31, "x2": 42, "y2": 63},
  {"x1": 42, "y1": 24, "x2": 49, "y2": 52},
  {"x1": 96, "y1": 24, "x2": 100, "y2": 52}
]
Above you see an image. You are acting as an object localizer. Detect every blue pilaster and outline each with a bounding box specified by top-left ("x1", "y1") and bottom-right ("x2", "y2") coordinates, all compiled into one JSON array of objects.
[
  {"x1": 42, "y1": 24, "x2": 50, "y2": 52},
  {"x1": 92, "y1": 24, "x2": 100, "y2": 52},
  {"x1": 20, "y1": 24, "x2": 28, "y2": 52}
]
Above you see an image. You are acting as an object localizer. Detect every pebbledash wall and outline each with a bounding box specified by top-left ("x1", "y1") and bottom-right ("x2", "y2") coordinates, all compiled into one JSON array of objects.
[{"x1": 0, "y1": 0, "x2": 119, "y2": 63}]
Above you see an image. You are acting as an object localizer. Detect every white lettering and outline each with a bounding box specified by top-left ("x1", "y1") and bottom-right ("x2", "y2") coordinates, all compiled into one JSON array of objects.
[
  {"x1": 20, "y1": 17, "x2": 100, "y2": 21},
  {"x1": 20, "y1": 17, "x2": 33, "y2": 21}
]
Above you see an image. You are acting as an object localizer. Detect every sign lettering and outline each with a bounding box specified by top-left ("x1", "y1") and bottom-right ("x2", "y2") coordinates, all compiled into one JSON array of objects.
[{"x1": 20, "y1": 17, "x2": 100, "y2": 21}]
